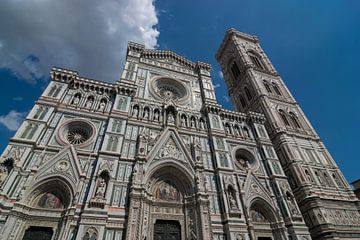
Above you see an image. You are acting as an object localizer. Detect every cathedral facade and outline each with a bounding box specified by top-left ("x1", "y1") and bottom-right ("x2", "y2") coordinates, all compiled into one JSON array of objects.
[{"x1": 0, "y1": 28, "x2": 359, "y2": 240}]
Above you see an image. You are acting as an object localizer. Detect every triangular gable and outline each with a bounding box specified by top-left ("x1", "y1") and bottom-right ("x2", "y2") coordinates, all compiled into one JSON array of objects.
[
  {"x1": 243, "y1": 171, "x2": 273, "y2": 205},
  {"x1": 34, "y1": 145, "x2": 85, "y2": 188},
  {"x1": 146, "y1": 127, "x2": 195, "y2": 170}
]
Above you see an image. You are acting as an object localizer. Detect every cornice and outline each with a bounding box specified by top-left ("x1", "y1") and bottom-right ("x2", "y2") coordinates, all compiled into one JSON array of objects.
[{"x1": 216, "y1": 28, "x2": 259, "y2": 60}]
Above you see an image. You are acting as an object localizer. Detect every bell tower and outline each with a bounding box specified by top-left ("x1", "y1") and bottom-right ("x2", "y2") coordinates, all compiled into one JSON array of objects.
[{"x1": 216, "y1": 28, "x2": 360, "y2": 240}]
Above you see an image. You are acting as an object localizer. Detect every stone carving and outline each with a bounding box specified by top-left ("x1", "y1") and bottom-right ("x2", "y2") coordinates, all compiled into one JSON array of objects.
[
  {"x1": 85, "y1": 97, "x2": 93, "y2": 108},
  {"x1": 38, "y1": 193, "x2": 63, "y2": 209},
  {"x1": 143, "y1": 108, "x2": 149, "y2": 120},
  {"x1": 138, "y1": 127, "x2": 150, "y2": 156},
  {"x1": 200, "y1": 119, "x2": 205, "y2": 129},
  {"x1": 227, "y1": 186, "x2": 238, "y2": 210},
  {"x1": 82, "y1": 227, "x2": 98, "y2": 240},
  {"x1": 167, "y1": 112, "x2": 175, "y2": 124},
  {"x1": 95, "y1": 178, "x2": 107, "y2": 199},
  {"x1": 155, "y1": 181, "x2": 180, "y2": 202},
  {"x1": 181, "y1": 115, "x2": 187, "y2": 127},
  {"x1": 190, "y1": 118, "x2": 196, "y2": 128},
  {"x1": 72, "y1": 94, "x2": 81, "y2": 105},
  {"x1": 236, "y1": 233, "x2": 245, "y2": 240},
  {"x1": 281, "y1": 184, "x2": 300, "y2": 217},
  {"x1": 132, "y1": 106, "x2": 139, "y2": 117},
  {"x1": 56, "y1": 160, "x2": 69, "y2": 172},
  {"x1": 98, "y1": 99, "x2": 106, "y2": 111},
  {"x1": 193, "y1": 138, "x2": 202, "y2": 163},
  {"x1": 189, "y1": 218, "x2": 197, "y2": 240},
  {"x1": 158, "y1": 140, "x2": 180, "y2": 159},
  {"x1": 153, "y1": 110, "x2": 160, "y2": 121}
]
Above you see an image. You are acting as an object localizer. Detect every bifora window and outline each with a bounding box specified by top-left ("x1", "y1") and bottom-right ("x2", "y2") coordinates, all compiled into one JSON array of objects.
[{"x1": 248, "y1": 52, "x2": 265, "y2": 70}]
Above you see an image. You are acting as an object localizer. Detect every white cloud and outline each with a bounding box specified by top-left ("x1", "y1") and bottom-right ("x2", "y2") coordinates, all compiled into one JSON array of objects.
[
  {"x1": 0, "y1": 110, "x2": 27, "y2": 131},
  {"x1": 218, "y1": 71, "x2": 224, "y2": 79},
  {"x1": 213, "y1": 83, "x2": 221, "y2": 89},
  {"x1": 223, "y1": 95, "x2": 230, "y2": 102},
  {"x1": 0, "y1": 0, "x2": 159, "y2": 83}
]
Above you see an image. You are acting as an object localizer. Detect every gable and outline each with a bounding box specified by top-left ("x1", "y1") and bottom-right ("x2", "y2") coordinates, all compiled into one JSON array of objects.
[
  {"x1": 146, "y1": 127, "x2": 195, "y2": 172},
  {"x1": 33, "y1": 145, "x2": 85, "y2": 188}
]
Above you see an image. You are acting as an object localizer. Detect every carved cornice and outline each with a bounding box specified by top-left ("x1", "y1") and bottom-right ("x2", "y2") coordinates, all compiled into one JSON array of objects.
[
  {"x1": 51, "y1": 67, "x2": 116, "y2": 95},
  {"x1": 216, "y1": 28, "x2": 259, "y2": 60}
]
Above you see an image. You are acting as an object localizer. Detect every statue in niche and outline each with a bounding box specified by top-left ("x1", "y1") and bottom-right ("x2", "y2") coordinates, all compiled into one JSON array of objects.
[
  {"x1": 85, "y1": 98, "x2": 93, "y2": 108},
  {"x1": 153, "y1": 110, "x2": 159, "y2": 121},
  {"x1": 282, "y1": 185, "x2": 299, "y2": 216},
  {"x1": 228, "y1": 189, "x2": 238, "y2": 210},
  {"x1": 98, "y1": 99, "x2": 106, "y2": 111},
  {"x1": 200, "y1": 119, "x2": 205, "y2": 129},
  {"x1": 243, "y1": 127, "x2": 250, "y2": 138},
  {"x1": 225, "y1": 124, "x2": 231, "y2": 134},
  {"x1": 138, "y1": 128, "x2": 150, "y2": 156},
  {"x1": 82, "y1": 227, "x2": 97, "y2": 240},
  {"x1": 258, "y1": 125, "x2": 266, "y2": 137},
  {"x1": 212, "y1": 116, "x2": 220, "y2": 128},
  {"x1": 95, "y1": 178, "x2": 107, "y2": 199},
  {"x1": 189, "y1": 218, "x2": 197, "y2": 240},
  {"x1": 38, "y1": 192, "x2": 63, "y2": 209},
  {"x1": 155, "y1": 181, "x2": 180, "y2": 202},
  {"x1": 193, "y1": 138, "x2": 202, "y2": 162},
  {"x1": 72, "y1": 94, "x2": 80, "y2": 105},
  {"x1": 191, "y1": 118, "x2": 196, "y2": 128},
  {"x1": 181, "y1": 116, "x2": 187, "y2": 127},
  {"x1": 167, "y1": 112, "x2": 175, "y2": 124},
  {"x1": 143, "y1": 108, "x2": 149, "y2": 120},
  {"x1": 132, "y1": 106, "x2": 139, "y2": 117}
]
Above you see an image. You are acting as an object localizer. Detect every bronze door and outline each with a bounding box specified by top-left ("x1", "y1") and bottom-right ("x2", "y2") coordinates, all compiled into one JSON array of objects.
[
  {"x1": 154, "y1": 220, "x2": 181, "y2": 240},
  {"x1": 22, "y1": 226, "x2": 53, "y2": 240}
]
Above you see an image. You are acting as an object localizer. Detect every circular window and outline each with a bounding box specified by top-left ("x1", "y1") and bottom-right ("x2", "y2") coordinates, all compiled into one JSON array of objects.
[
  {"x1": 234, "y1": 148, "x2": 257, "y2": 170},
  {"x1": 149, "y1": 77, "x2": 189, "y2": 104},
  {"x1": 57, "y1": 119, "x2": 95, "y2": 147}
]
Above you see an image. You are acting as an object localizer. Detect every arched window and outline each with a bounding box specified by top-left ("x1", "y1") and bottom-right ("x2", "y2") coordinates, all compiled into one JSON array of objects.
[
  {"x1": 278, "y1": 110, "x2": 290, "y2": 126},
  {"x1": 244, "y1": 87, "x2": 252, "y2": 101},
  {"x1": 230, "y1": 62, "x2": 241, "y2": 79},
  {"x1": 272, "y1": 83, "x2": 282, "y2": 96},
  {"x1": 263, "y1": 80, "x2": 272, "y2": 93},
  {"x1": 248, "y1": 52, "x2": 265, "y2": 70},
  {"x1": 289, "y1": 112, "x2": 301, "y2": 128},
  {"x1": 239, "y1": 95, "x2": 247, "y2": 108}
]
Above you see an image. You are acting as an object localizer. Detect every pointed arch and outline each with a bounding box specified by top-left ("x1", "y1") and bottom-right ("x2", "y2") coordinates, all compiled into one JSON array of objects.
[
  {"x1": 26, "y1": 176, "x2": 75, "y2": 209},
  {"x1": 278, "y1": 109, "x2": 290, "y2": 126}
]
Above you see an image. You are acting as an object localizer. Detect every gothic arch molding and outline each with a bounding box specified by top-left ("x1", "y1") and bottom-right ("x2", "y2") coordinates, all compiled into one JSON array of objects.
[
  {"x1": 144, "y1": 160, "x2": 195, "y2": 196},
  {"x1": 25, "y1": 176, "x2": 75, "y2": 208}
]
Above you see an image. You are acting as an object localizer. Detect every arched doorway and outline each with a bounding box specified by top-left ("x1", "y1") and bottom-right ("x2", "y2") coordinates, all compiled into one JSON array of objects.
[
  {"x1": 147, "y1": 165, "x2": 196, "y2": 240},
  {"x1": 249, "y1": 198, "x2": 285, "y2": 240},
  {"x1": 17, "y1": 177, "x2": 74, "y2": 240},
  {"x1": 126, "y1": 160, "x2": 208, "y2": 240}
]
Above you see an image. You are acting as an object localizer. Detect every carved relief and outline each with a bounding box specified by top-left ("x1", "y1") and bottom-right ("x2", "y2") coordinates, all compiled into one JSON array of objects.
[{"x1": 158, "y1": 139, "x2": 182, "y2": 160}]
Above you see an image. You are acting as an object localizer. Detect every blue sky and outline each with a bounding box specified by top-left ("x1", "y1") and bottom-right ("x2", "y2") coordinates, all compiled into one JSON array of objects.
[{"x1": 0, "y1": 0, "x2": 359, "y2": 183}]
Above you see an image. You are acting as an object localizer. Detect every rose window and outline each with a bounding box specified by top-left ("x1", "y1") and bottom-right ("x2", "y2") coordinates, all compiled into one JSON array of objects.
[
  {"x1": 57, "y1": 119, "x2": 95, "y2": 147},
  {"x1": 150, "y1": 77, "x2": 189, "y2": 104},
  {"x1": 67, "y1": 128, "x2": 90, "y2": 145}
]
